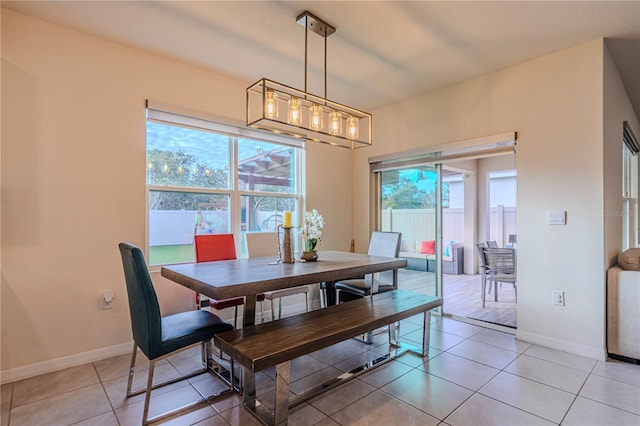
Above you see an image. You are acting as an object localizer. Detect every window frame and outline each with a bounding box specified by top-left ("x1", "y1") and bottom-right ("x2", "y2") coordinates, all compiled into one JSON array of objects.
[
  {"x1": 145, "y1": 102, "x2": 304, "y2": 267},
  {"x1": 622, "y1": 143, "x2": 638, "y2": 250}
]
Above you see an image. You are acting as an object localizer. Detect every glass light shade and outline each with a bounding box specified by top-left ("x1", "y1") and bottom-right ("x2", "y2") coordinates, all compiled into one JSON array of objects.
[
  {"x1": 329, "y1": 110, "x2": 342, "y2": 135},
  {"x1": 309, "y1": 103, "x2": 323, "y2": 131},
  {"x1": 346, "y1": 115, "x2": 359, "y2": 140},
  {"x1": 265, "y1": 90, "x2": 278, "y2": 119},
  {"x1": 288, "y1": 96, "x2": 302, "y2": 125}
]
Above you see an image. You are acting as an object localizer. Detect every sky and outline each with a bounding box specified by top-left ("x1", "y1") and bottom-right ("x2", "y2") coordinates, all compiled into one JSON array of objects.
[{"x1": 146, "y1": 121, "x2": 279, "y2": 169}]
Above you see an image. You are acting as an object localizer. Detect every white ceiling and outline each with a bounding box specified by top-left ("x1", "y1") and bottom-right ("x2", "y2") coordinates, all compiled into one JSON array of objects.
[{"x1": 4, "y1": 1, "x2": 640, "y2": 116}]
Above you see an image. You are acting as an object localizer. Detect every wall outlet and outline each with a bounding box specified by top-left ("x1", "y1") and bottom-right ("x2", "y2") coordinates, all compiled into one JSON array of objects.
[
  {"x1": 552, "y1": 290, "x2": 565, "y2": 306},
  {"x1": 100, "y1": 289, "x2": 114, "y2": 309}
]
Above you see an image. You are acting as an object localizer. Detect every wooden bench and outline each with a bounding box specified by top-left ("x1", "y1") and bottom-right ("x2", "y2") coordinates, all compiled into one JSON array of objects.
[{"x1": 214, "y1": 289, "x2": 443, "y2": 425}]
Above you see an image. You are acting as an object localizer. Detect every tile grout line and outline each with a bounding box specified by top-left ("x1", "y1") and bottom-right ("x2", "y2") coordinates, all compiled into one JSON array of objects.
[
  {"x1": 92, "y1": 361, "x2": 122, "y2": 426},
  {"x1": 466, "y1": 349, "x2": 565, "y2": 424}
]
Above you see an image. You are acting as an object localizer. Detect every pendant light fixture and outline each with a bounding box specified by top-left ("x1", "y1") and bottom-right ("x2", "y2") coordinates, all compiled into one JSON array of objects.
[{"x1": 246, "y1": 11, "x2": 372, "y2": 149}]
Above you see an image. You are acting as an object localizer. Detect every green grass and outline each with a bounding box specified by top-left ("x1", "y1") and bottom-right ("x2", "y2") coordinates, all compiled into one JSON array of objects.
[{"x1": 149, "y1": 244, "x2": 195, "y2": 265}]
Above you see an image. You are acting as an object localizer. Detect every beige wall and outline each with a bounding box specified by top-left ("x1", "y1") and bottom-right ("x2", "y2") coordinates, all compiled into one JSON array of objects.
[
  {"x1": 353, "y1": 39, "x2": 612, "y2": 358},
  {"x1": 1, "y1": 9, "x2": 351, "y2": 377}
]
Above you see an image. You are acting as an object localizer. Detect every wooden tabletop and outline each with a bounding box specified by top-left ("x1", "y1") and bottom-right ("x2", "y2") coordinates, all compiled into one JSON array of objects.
[{"x1": 160, "y1": 250, "x2": 408, "y2": 300}]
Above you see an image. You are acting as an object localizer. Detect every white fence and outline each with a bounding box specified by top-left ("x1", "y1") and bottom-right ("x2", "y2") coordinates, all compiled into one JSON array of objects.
[
  {"x1": 382, "y1": 208, "x2": 464, "y2": 244},
  {"x1": 382, "y1": 207, "x2": 516, "y2": 247},
  {"x1": 149, "y1": 210, "x2": 278, "y2": 246},
  {"x1": 488, "y1": 206, "x2": 517, "y2": 247}
]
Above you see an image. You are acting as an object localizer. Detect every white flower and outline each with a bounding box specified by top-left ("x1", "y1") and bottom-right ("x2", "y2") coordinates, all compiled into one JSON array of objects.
[{"x1": 302, "y1": 209, "x2": 324, "y2": 251}]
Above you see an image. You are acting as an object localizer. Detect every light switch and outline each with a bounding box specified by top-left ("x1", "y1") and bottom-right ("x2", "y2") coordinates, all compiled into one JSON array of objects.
[{"x1": 547, "y1": 210, "x2": 566, "y2": 225}]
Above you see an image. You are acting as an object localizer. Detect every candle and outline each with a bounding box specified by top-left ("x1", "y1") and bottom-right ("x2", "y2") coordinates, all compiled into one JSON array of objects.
[{"x1": 282, "y1": 211, "x2": 292, "y2": 228}]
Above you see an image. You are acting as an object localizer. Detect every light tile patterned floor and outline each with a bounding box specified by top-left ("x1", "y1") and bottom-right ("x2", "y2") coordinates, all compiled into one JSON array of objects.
[{"x1": 2, "y1": 316, "x2": 639, "y2": 425}]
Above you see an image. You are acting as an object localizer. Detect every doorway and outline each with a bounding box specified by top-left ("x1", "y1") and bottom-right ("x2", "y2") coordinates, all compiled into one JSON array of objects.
[{"x1": 369, "y1": 133, "x2": 517, "y2": 329}]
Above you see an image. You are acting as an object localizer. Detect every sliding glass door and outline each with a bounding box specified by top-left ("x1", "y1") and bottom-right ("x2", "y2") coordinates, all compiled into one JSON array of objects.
[{"x1": 378, "y1": 165, "x2": 442, "y2": 300}]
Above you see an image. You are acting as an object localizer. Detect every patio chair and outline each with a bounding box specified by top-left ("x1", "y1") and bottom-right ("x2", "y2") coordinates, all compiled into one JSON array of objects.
[{"x1": 482, "y1": 247, "x2": 517, "y2": 308}]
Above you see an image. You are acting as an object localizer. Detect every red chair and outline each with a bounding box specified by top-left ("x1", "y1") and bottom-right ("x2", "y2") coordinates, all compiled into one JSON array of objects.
[{"x1": 194, "y1": 234, "x2": 263, "y2": 327}]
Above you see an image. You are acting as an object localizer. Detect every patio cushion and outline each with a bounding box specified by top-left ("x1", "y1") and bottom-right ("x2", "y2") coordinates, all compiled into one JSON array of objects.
[
  {"x1": 618, "y1": 248, "x2": 640, "y2": 271},
  {"x1": 420, "y1": 240, "x2": 436, "y2": 254}
]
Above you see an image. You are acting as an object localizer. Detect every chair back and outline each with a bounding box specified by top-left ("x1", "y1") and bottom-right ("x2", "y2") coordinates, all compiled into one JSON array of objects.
[
  {"x1": 368, "y1": 231, "x2": 402, "y2": 257},
  {"x1": 476, "y1": 242, "x2": 488, "y2": 269},
  {"x1": 367, "y1": 231, "x2": 402, "y2": 292},
  {"x1": 486, "y1": 240, "x2": 499, "y2": 248},
  {"x1": 245, "y1": 232, "x2": 279, "y2": 258},
  {"x1": 194, "y1": 234, "x2": 237, "y2": 263},
  {"x1": 483, "y1": 248, "x2": 517, "y2": 276},
  {"x1": 118, "y1": 242, "x2": 162, "y2": 359}
]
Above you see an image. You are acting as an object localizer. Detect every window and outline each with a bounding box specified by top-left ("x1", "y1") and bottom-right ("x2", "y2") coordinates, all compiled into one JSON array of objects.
[
  {"x1": 146, "y1": 104, "x2": 303, "y2": 265},
  {"x1": 622, "y1": 144, "x2": 638, "y2": 250}
]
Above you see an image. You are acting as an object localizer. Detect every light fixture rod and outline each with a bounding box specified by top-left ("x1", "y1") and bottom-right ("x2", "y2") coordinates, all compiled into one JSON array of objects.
[
  {"x1": 324, "y1": 30, "x2": 327, "y2": 99},
  {"x1": 304, "y1": 21, "x2": 308, "y2": 94},
  {"x1": 297, "y1": 11, "x2": 335, "y2": 99}
]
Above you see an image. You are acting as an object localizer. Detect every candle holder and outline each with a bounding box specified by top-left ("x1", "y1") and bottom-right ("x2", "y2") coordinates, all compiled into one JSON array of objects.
[{"x1": 277, "y1": 225, "x2": 295, "y2": 264}]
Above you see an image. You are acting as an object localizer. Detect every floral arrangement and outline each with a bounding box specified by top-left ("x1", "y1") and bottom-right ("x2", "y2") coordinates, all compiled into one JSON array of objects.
[{"x1": 301, "y1": 209, "x2": 324, "y2": 252}]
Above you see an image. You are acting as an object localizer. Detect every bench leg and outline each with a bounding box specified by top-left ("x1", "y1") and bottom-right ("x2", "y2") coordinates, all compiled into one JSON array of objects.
[
  {"x1": 274, "y1": 361, "x2": 291, "y2": 426},
  {"x1": 421, "y1": 311, "x2": 432, "y2": 357},
  {"x1": 388, "y1": 322, "x2": 399, "y2": 347},
  {"x1": 243, "y1": 363, "x2": 291, "y2": 426}
]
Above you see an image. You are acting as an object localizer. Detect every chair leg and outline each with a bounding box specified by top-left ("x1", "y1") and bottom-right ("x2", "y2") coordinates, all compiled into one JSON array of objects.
[
  {"x1": 142, "y1": 359, "x2": 156, "y2": 425},
  {"x1": 494, "y1": 282, "x2": 498, "y2": 302},
  {"x1": 126, "y1": 342, "x2": 137, "y2": 397},
  {"x1": 271, "y1": 299, "x2": 276, "y2": 321},
  {"x1": 278, "y1": 297, "x2": 283, "y2": 320},
  {"x1": 233, "y1": 306, "x2": 239, "y2": 329},
  {"x1": 130, "y1": 342, "x2": 233, "y2": 425},
  {"x1": 481, "y1": 274, "x2": 486, "y2": 308},
  {"x1": 304, "y1": 291, "x2": 309, "y2": 313},
  {"x1": 319, "y1": 283, "x2": 326, "y2": 308}
]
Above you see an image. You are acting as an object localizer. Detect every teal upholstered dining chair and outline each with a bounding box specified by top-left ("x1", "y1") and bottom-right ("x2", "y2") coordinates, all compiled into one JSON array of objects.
[{"x1": 119, "y1": 242, "x2": 234, "y2": 425}]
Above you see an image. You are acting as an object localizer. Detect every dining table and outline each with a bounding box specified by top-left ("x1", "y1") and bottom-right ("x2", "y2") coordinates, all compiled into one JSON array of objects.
[{"x1": 161, "y1": 250, "x2": 408, "y2": 327}]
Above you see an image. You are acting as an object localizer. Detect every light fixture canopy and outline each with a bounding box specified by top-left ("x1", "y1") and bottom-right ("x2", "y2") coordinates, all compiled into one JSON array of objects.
[{"x1": 246, "y1": 11, "x2": 372, "y2": 149}]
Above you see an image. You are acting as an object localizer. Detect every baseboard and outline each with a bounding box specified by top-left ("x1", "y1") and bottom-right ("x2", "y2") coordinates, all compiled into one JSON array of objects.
[
  {"x1": 2, "y1": 299, "x2": 318, "y2": 385},
  {"x1": 516, "y1": 330, "x2": 607, "y2": 361},
  {"x1": 1, "y1": 341, "x2": 133, "y2": 385}
]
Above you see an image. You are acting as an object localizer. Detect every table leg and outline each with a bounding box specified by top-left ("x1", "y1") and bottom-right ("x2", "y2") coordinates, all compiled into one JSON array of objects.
[
  {"x1": 421, "y1": 311, "x2": 432, "y2": 357},
  {"x1": 244, "y1": 293, "x2": 257, "y2": 327}
]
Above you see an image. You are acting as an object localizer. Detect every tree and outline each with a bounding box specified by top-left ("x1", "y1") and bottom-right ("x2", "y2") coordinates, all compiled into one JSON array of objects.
[
  {"x1": 147, "y1": 149, "x2": 228, "y2": 210},
  {"x1": 382, "y1": 178, "x2": 450, "y2": 209},
  {"x1": 382, "y1": 178, "x2": 425, "y2": 209}
]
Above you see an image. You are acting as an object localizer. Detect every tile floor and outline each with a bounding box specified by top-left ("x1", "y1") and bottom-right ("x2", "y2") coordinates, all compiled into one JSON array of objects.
[{"x1": 2, "y1": 316, "x2": 639, "y2": 425}]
